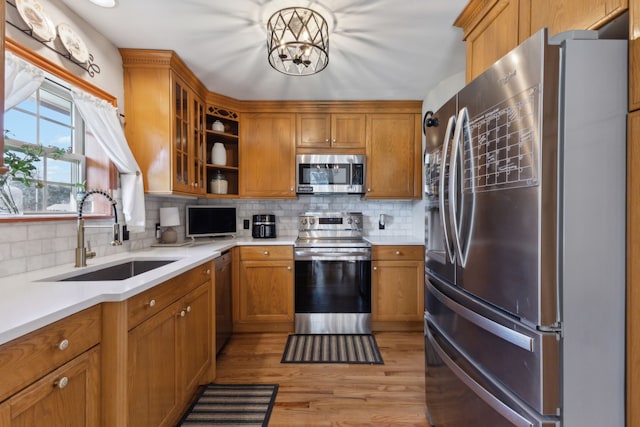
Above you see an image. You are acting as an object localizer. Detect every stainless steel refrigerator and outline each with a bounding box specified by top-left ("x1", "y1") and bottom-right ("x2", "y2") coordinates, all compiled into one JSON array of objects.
[{"x1": 423, "y1": 28, "x2": 626, "y2": 427}]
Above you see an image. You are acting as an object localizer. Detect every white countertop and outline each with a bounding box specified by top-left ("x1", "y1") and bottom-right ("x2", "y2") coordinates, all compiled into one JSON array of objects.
[
  {"x1": 365, "y1": 236, "x2": 424, "y2": 245},
  {"x1": 0, "y1": 234, "x2": 420, "y2": 346},
  {"x1": 0, "y1": 236, "x2": 295, "y2": 346}
]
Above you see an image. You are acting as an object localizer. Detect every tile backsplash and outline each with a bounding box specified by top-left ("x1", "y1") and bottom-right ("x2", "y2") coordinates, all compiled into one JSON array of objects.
[{"x1": 0, "y1": 194, "x2": 424, "y2": 277}]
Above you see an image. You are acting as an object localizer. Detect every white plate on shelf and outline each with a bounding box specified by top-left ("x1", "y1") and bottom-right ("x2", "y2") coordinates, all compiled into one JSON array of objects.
[
  {"x1": 16, "y1": 0, "x2": 56, "y2": 42},
  {"x1": 57, "y1": 23, "x2": 89, "y2": 64}
]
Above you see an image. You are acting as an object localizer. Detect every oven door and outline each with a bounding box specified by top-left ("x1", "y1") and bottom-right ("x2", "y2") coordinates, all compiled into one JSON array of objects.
[{"x1": 294, "y1": 247, "x2": 371, "y2": 333}]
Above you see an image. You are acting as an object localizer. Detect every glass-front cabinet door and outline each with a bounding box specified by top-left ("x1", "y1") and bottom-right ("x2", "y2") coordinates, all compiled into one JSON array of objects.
[
  {"x1": 192, "y1": 96, "x2": 206, "y2": 194},
  {"x1": 173, "y1": 75, "x2": 191, "y2": 193}
]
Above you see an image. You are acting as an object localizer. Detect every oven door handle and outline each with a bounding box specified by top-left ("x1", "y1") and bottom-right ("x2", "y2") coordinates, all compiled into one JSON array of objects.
[{"x1": 295, "y1": 251, "x2": 371, "y2": 261}]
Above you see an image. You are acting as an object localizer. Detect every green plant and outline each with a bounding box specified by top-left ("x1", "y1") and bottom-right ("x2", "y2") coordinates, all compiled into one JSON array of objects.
[{"x1": 1, "y1": 132, "x2": 66, "y2": 214}]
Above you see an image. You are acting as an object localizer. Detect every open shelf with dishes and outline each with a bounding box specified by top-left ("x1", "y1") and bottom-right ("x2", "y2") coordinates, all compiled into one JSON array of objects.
[{"x1": 205, "y1": 105, "x2": 239, "y2": 197}]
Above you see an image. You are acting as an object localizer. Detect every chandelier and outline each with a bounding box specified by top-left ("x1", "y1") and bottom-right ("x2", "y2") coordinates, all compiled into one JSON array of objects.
[{"x1": 267, "y1": 7, "x2": 329, "y2": 76}]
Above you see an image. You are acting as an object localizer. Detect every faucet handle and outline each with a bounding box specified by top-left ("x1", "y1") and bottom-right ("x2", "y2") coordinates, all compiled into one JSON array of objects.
[{"x1": 86, "y1": 241, "x2": 96, "y2": 259}]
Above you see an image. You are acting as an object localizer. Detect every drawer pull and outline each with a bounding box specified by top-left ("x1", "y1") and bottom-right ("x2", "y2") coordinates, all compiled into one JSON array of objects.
[
  {"x1": 148, "y1": 299, "x2": 156, "y2": 307},
  {"x1": 58, "y1": 339, "x2": 69, "y2": 351},
  {"x1": 54, "y1": 377, "x2": 69, "y2": 389},
  {"x1": 395, "y1": 251, "x2": 401, "y2": 255},
  {"x1": 263, "y1": 251, "x2": 269, "y2": 256},
  {"x1": 205, "y1": 269, "x2": 211, "y2": 275}
]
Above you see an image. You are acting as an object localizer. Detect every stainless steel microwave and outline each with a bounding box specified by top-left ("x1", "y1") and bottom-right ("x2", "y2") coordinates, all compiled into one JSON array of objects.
[{"x1": 296, "y1": 154, "x2": 366, "y2": 194}]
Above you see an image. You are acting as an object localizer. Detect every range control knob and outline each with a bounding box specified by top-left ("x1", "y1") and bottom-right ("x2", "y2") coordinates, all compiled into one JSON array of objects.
[
  {"x1": 347, "y1": 217, "x2": 353, "y2": 224},
  {"x1": 310, "y1": 218, "x2": 316, "y2": 225}
]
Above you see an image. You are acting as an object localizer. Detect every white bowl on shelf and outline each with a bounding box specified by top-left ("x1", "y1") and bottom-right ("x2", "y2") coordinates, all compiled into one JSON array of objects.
[{"x1": 212, "y1": 120, "x2": 225, "y2": 132}]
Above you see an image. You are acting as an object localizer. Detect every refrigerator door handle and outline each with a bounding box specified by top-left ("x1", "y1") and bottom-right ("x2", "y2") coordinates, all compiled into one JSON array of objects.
[
  {"x1": 426, "y1": 319, "x2": 535, "y2": 427},
  {"x1": 439, "y1": 114, "x2": 456, "y2": 263},
  {"x1": 450, "y1": 106, "x2": 475, "y2": 267},
  {"x1": 430, "y1": 281, "x2": 534, "y2": 352}
]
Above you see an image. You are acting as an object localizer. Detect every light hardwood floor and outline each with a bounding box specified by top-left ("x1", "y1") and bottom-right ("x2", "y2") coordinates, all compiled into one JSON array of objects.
[{"x1": 214, "y1": 331, "x2": 430, "y2": 427}]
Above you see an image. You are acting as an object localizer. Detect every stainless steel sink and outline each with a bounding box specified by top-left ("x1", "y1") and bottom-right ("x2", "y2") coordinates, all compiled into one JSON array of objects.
[{"x1": 42, "y1": 259, "x2": 178, "y2": 282}]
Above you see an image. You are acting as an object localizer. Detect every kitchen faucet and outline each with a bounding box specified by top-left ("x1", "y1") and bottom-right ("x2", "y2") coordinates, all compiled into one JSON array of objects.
[{"x1": 75, "y1": 189, "x2": 122, "y2": 267}]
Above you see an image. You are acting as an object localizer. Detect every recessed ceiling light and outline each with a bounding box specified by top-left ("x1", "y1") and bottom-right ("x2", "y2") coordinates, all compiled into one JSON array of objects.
[{"x1": 88, "y1": 0, "x2": 118, "y2": 7}]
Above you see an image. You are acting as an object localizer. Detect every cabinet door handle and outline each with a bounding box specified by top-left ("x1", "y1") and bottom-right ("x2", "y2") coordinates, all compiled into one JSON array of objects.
[
  {"x1": 205, "y1": 269, "x2": 211, "y2": 275},
  {"x1": 186, "y1": 305, "x2": 192, "y2": 313},
  {"x1": 58, "y1": 339, "x2": 69, "y2": 351},
  {"x1": 148, "y1": 299, "x2": 156, "y2": 307},
  {"x1": 287, "y1": 266, "x2": 292, "y2": 271},
  {"x1": 54, "y1": 376, "x2": 69, "y2": 389},
  {"x1": 179, "y1": 310, "x2": 186, "y2": 318}
]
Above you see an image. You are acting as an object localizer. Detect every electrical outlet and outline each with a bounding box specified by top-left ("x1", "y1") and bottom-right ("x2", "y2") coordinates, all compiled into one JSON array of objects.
[
  {"x1": 243, "y1": 219, "x2": 250, "y2": 230},
  {"x1": 155, "y1": 223, "x2": 161, "y2": 239}
]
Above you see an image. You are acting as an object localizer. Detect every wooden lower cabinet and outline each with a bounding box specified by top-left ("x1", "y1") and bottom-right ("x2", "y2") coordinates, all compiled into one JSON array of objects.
[
  {"x1": 103, "y1": 262, "x2": 213, "y2": 427},
  {"x1": 0, "y1": 346, "x2": 100, "y2": 427},
  {"x1": 372, "y1": 245, "x2": 424, "y2": 331},
  {"x1": 179, "y1": 283, "x2": 211, "y2": 399},
  {"x1": 234, "y1": 246, "x2": 294, "y2": 332},
  {"x1": 127, "y1": 299, "x2": 181, "y2": 427},
  {"x1": 127, "y1": 282, "x2": 210, "y2": 427},
  {"x1": 0, "y1": 305, "x2": 102, "y2": 427}
]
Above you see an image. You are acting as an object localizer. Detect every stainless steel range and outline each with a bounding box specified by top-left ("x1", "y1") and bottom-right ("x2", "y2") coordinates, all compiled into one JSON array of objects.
[{"x1": 294, "y1": 212, "x2": 372, "y2": 334}]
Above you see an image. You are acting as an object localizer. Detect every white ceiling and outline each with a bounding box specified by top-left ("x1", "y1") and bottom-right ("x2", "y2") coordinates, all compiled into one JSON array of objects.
[{"x1": 59, "y1": 0, "x2": 468, "y2": 101}]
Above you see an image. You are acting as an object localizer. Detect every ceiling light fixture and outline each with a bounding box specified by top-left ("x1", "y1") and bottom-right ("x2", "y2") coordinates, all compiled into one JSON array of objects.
[
  {"x1": 88, "y1": 0, "x2": 118, "y2": 8},
  {"x1": 267, "y1": 7, "x2": 329, "y2": 76}
]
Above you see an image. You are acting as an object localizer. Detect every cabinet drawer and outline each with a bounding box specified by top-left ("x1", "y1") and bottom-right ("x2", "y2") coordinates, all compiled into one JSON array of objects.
[
  {"x1": 372, "y1": 245, "x2": 424, "y2": 261},
  {"x1": 0, "y1": 305, "x2": 101, "y2": 403},
  {"x1": 127, "y1": 263, "x2": 212, "y2": 330},
  {"x1": 240, "y1": 246, "x2": 293, "y2": 261}
]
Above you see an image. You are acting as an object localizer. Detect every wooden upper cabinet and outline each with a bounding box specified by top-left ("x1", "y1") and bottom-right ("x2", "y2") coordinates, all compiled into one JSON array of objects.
[
  {"x1": 455, "y1": 0, "x2": 629, "y2": 83},
  {"x1": 120, "y1": 49, "x2": 207, "y2": 196},
  {"x1": 526, "y1": 0, "x2": 628, "y2": 36},
  {"x1": 630, "y1": 0, "x2": 640, "y2": 111},
  {"x1": 239, "y1": 113, "x2": 296, "y2": 198},
  {"x1": 296, "y1": 113, "x2": 366, "y2": 151},
  {"x1": 455, "y1": 0, "x2": 526, "y2": 82},
  {"x1": 365, "y1": 113, "x2": 422, "y2": 199}
]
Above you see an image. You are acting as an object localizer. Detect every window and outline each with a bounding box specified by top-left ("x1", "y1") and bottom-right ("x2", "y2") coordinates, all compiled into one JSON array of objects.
[{"x1": 4, "y1": 77, "x2": 86, "y2": 214}]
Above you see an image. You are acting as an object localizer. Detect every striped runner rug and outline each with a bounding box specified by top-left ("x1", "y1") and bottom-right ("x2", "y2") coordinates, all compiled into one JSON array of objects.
[
  {"x1": 179, "y1": 384, "x2": 278, "y2": 427},
  {"x1": 281, "y1": 334, "x2": 384, "y2": 364}
]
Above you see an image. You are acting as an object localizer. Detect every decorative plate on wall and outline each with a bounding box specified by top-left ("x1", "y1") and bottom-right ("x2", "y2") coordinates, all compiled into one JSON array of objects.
[
  {"x1": 16, "y1": 0, "x2": 56, "y2": 42},
  {"x1": 57, "y1": 23, "x2": 89, "y2": 64}
]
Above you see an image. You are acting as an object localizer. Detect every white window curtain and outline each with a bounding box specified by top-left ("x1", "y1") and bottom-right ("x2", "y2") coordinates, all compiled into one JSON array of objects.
[
  {"x1": 4, "y1": 51, "x2": 45, "y2": 111},
  {"x1": 71, "y1": 89, "x2": 146, "y2": 232}
]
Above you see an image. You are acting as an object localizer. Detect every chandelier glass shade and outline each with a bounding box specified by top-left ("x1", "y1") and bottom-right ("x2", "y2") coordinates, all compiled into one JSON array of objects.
[{"x1": 267, "y1": 7, "x2": 329, "y2": 76}]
